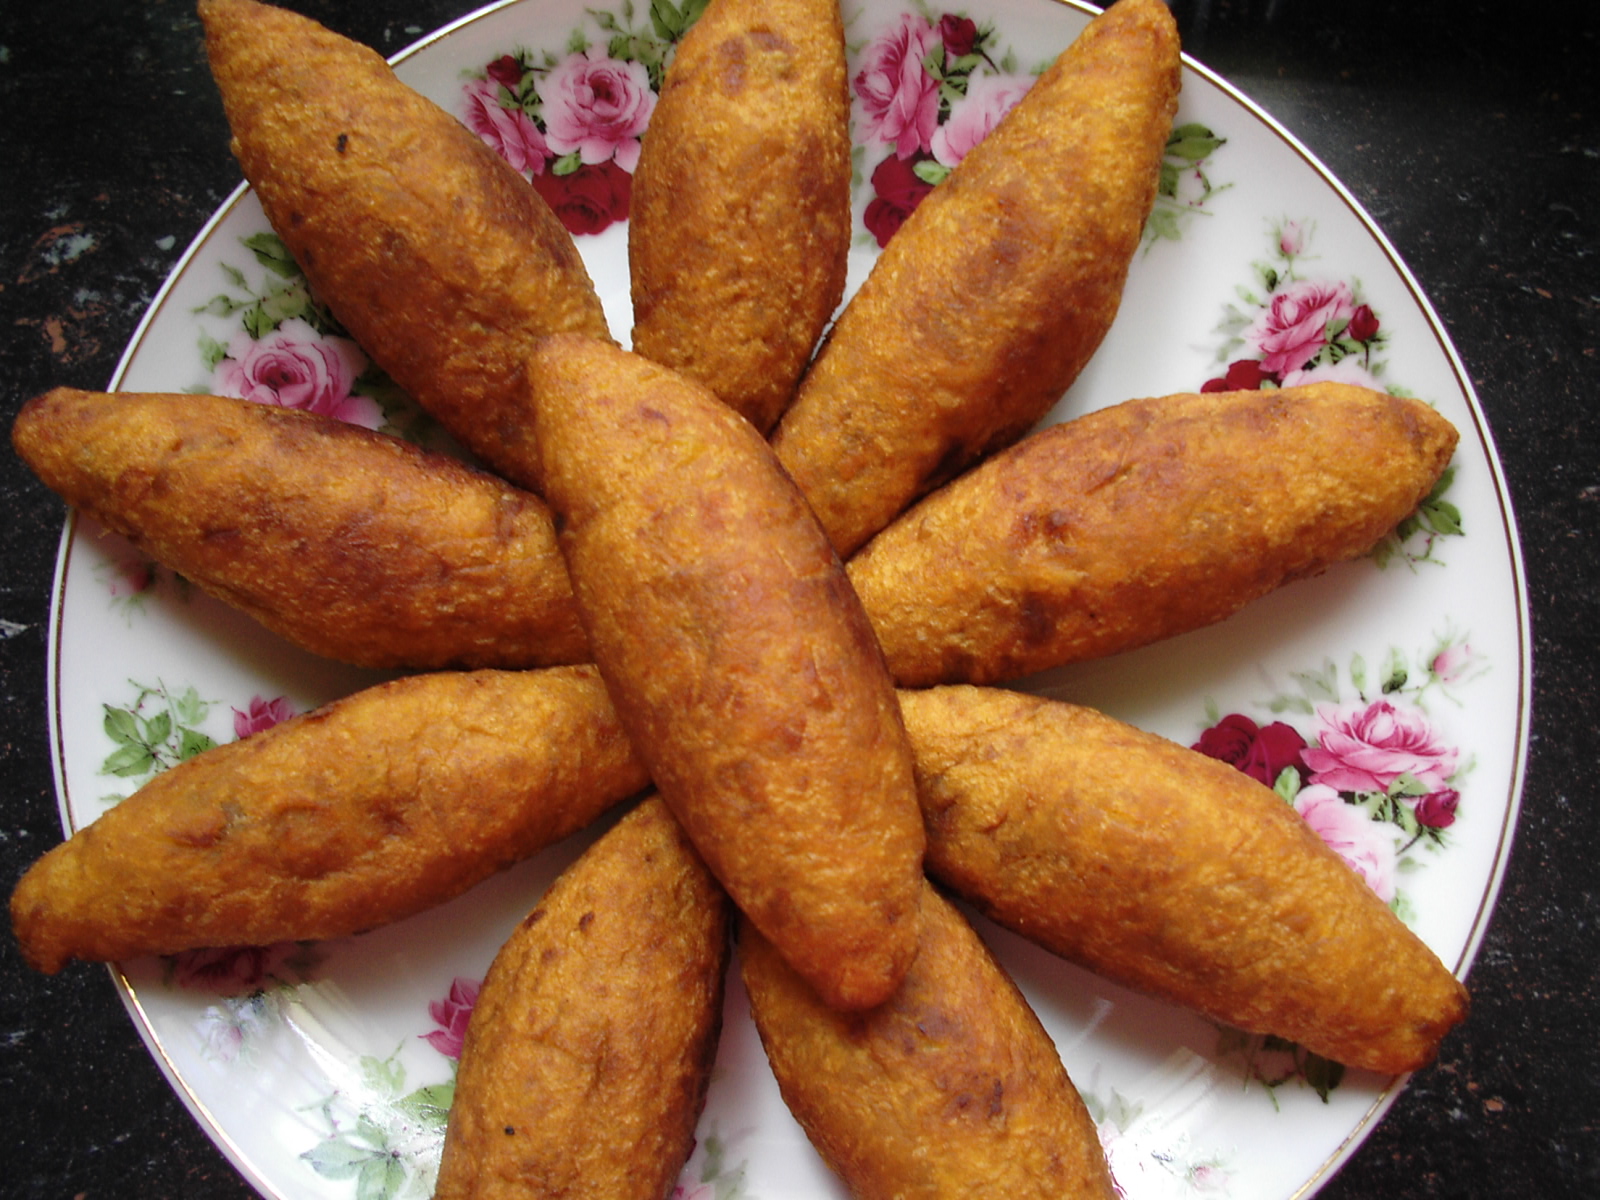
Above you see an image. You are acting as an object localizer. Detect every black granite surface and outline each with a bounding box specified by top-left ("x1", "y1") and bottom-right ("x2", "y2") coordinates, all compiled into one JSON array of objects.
[{"x1": 2, "y1": 0, "x2": 1596, "y2": 1196}]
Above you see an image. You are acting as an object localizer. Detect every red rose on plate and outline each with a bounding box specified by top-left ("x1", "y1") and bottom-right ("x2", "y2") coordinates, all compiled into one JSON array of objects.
[
  {"x1": 863, "y1": 152, "x2": 935, "y2": 248},
  {"x1": 1201, "y1": 357, "x2": 1275, "y2": 393},
  {"x1": 939, "y1": 14, "x2": 979, "y2": 57},
  {"x1": 1347, "y1": 302, "x2": 1380, "y2": 343},
  {"x1": 531, "y1": 160, "x2": 633, "y2": 236},
  {"x1": 1413, "y1": 788, "x2": 1461, "y2": 829},
  {"x1": 1192, "y1": 712, "x2": 1308, "y2": 787},
  {"x1": 486, "y1": 54, "x2": 523, "y2": 91}
]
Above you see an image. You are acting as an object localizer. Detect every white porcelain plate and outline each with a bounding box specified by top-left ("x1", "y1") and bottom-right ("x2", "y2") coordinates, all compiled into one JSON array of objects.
[{"x1": 45, "y1": 0, "x2": 1529, "y2": 1196}]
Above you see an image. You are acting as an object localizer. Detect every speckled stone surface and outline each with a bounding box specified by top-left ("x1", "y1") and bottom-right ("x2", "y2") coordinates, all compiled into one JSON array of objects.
[{"x1": 1, "y1": 1, "x2": 1595, "y2": 1196}]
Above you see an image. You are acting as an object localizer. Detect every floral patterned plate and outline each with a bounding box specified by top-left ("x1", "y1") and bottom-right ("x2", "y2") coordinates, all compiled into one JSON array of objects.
[{"x1": 46, "y1": 0, "x2": 1528, "y2": 1196}]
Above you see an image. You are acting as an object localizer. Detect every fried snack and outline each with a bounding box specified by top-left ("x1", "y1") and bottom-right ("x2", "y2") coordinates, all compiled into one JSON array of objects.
[
  {"x1": 741, "y1": 881, "x2": 1116, "y2": 1200},
  {"x1": 770, "y1": 0, "x2": 1181, "y2": 554},
  {"x1": 12, "y1": 388, "x2": 585, "y2": 670},
  {"x1": 850, "y1": 383, "x2": 1461, "y2": 686},
  {"x1": 898, "y1": 685, "x2": 1470, "y2": 1074},
  {"x1": 628, "y1": 0, "x2": 851, "y2": 434},
  {"x1": 435, "y1": 795, "x2": 728, "y2": 1200},
  {"x1": 528, "y1": 333, "x2": 925, "y2": 1011},
  {"x1": 10, "y1": 667, "x2": 649, "y2": 974},
  {"x1": 198, "y1": 0, "x2": 612, "y2": 490}
]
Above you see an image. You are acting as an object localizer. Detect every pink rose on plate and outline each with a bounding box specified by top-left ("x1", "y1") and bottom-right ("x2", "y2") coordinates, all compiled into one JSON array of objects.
[
  {"x1": 853, "y1": 13, "x2": 941, "y2": 158},
  {"x1": 232, "y1": 694, "x2": 295, "y2": 740},
  {"x1": 109, "y1": 557, "x2": 154, "y2": 597},
  {"x1": 423, "y1": 976, "x2": 482, "y2": 1059},
  {"x1": 212, "y1": 318, "x2": 381, "y2": 429},
  {"x1": 1302, "y1": 698, "x2": 1460, "y2": 795},
  {"x1": 1431, "y1": 640, "x2": 1480, "y2": 686},
  {"x1": 173, "y1": 944, "x2": 295, "y2": 995},
  {"x1": 541, "y1": 49, "x2": 655, "y2": 173},
  {"x1": 1294, "y1": 784, "x2": 1397, "y2": 902},
  {"x1": 1277, "y1": 219, "x2": 1308, "y2": 257},
  {"x1": 1280, "y1": 355, "x2": 1385, "y2": 391},
  {"x1": 462, "y1": 76, "x2": 549, "y2": 174},
  {"x1": 196, "y1": 998, "x2": 272, "y2": 1065},
  {"x1": 1243, "y1": 278, "x2": 1356, "y2": 377},
  {"x1": 930, "y1": 73, "x2": 1032, "y2": 169}
]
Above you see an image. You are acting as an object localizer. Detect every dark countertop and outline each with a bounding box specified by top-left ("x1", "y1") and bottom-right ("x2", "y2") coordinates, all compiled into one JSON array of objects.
[{"x1": 2, "y1": 1, "x2": 1595, "y2": 1195}]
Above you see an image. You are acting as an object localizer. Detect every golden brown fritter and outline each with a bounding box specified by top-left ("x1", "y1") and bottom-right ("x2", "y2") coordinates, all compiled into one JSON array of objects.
[
  {"x1": 10, "y1": 667, "x2": 649, "y2": 974},
  {"x1": 12, "y1": 388, "x2": 585, "y2": 670},
  {"x1": 741, "y1": 881, "x2": 1116, "y2": 1199},
  {"x1": 629, "y1": 0, "x2": 851, "y2": 435},
  {"x1": 849, "y1": 383, "x2": 1461, "y2": 686},
  {"x1": 898, "y1": 685, "x2": 1470, "y2": 1074},
  {"x1": 435, "y1": 796, "x2": 729, "y2": 1200},
  {"x1": 528, "y1": 333, "x2": 925, "y2": 1012},
  {"x1": 770, "y1": 0, "x2": 1181, "y2": 554},
  {"x1": 197, "y1": 0, "x2": 612, "y2": 490}
]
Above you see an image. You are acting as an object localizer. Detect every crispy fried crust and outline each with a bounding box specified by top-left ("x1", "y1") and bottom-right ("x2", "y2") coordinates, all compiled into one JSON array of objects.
[
  {"x1": 528, "y1": 333, "x2": 925, "y2": 1011},
  {"x1": 849, "y1": 383, "x2": 1462, "y2": 686},
  {"x1": 629, "y1": 0, "x2": 851, "y2": 434},
  {"x1": 435, "y1": 796, "x2": 729, "y2": 1200},
  {"x1": 771, "y1": 0, "x2": 1181, "y2": 554},
  {"x1": 9, "y1": 667, "x2": 649, "y2": 974},
  {"x1": 741, "y1": 882, "x2": 1116, "y2": 1199},
  {"x1": 197, "y1": 0, "x2": 612, "y2": 489},
  {"x1": 898, "y1": 685, "x2": 1470, "y2": 1074},
  {"x1": 12, "y1": 388, "x2": 585, "y2": 669}
]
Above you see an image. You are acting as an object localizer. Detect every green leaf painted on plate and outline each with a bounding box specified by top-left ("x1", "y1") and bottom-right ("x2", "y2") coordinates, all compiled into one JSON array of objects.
[
  {"x1": 243, "y1": 231, "x2": 301, "y2": 279},
  {"x1": 356, "y1": 1155, "x2": 407, "y2": 1200},
  {"x1": 178, "y1": 727, "x2": 219, "y2": 762},
  {"x1": 173, "y1": 685, "x2": 210, "y2": 727},
  {"x1": 396, "y1": 1082, "x2": 456, "y2": 1127},
  {"x1": 1167, "y1": 124, "x2": 1226, "y2": 162},
  {"x1": 1273, "y1": 765, "x2": 1302, "y2": 803},
  {"x1": 359, "y1": 1051, "x2": 407, "y2": 1097},
  {"x1": 103, "y1": 705, "x2": 141, "y2": 744},
  {"x1": 143, "y1": 710, "x2": 172, "y2": 747},
  {"x1": 198, "y1": 329, "x2": 229, "y2": 371},
  {"x1": 101, "y1": 742, "x2": 156, "y2": 778}
]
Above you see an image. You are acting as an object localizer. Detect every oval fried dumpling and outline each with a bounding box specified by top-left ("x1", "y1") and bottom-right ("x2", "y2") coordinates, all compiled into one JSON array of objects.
[
  {"x1": 528, "y1": 334, "x2": 926, "y2": 1012},
  {"x1": 742, "y1": 880, "x2": 1116, "y2": 1199},
  {"x1": 436, "y1": 796, "x2": 730, "y2": 1199}
]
